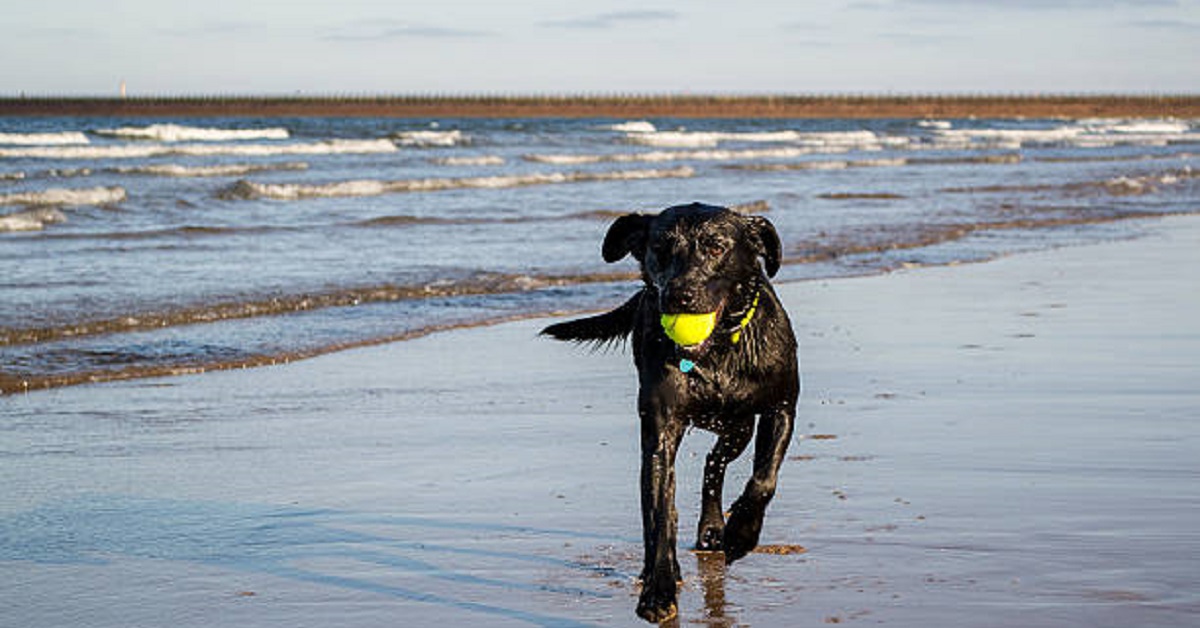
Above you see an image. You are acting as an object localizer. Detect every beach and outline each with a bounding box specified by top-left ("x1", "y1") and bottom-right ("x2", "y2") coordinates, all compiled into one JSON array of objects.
[
  {"x1": 3, "y1": 95, "x2": 1199, "y2": 120},
  {"x1": 3, "y1": 214, "x2": 1197, "y2": 627}
]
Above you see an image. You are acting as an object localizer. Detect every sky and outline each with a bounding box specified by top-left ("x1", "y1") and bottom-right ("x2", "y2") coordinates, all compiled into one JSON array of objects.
[{"x1": 2, "y1": 0, "x2": 1197, "y2": 96}]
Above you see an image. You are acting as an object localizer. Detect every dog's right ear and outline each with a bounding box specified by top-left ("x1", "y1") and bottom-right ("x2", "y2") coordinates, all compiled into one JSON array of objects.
[{"x1": 602, "y1": 213, "x2": 651, "y2": 263}]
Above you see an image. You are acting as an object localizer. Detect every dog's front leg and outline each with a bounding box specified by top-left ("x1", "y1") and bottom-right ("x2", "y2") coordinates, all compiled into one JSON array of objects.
[
  {"x1": 723, "y1": 404, "x2": 795, "y2": 563},
  {"x1": 696, "y1": 422, "x2": 753, "y2": 552},
  {"x1": 636, "y1": 403, "x2": 685, "y2": 623}
]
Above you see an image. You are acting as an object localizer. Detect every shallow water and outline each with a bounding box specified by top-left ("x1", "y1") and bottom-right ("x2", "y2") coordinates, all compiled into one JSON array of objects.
[{"x1": 2, "y1": 116, "x2": 1197, "y2": 391}]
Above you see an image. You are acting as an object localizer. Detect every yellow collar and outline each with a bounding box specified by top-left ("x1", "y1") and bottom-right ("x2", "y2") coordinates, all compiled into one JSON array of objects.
[{"x1": 730, "y1": 291, "x2": 760, "y2": 344}]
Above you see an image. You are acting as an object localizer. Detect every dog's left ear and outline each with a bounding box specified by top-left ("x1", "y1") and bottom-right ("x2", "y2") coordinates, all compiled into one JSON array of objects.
[
  {"x1": 746, "y1": 215, "x2": 782, "y2": 277},
  {"x1": 602, "y1": 213, "x2": 651, "y2": 263}
]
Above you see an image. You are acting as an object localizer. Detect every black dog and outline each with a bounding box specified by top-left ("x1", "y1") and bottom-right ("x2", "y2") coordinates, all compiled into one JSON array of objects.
[{"x1": 542, "y1": 202, "x2": 799, "y2": 622}]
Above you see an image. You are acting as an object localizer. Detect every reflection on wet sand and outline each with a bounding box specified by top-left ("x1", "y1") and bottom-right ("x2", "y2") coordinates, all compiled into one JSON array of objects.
[{"x1": 696, "y1": 551, "x2": 736, "y2": 627}]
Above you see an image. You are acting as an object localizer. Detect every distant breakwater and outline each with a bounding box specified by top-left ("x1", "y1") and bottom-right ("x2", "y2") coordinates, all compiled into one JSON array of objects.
[{"x1": 2, "y1": 94, "x2": 1198, "y2": 119}]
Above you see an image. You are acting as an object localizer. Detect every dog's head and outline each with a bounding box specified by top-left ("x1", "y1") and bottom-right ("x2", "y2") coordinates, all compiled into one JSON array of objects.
[{"x1": 602, "y1": 202, "x2": 781, "y2": 315}]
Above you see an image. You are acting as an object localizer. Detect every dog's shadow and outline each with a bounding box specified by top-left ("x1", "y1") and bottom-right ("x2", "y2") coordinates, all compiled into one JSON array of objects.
[{"x1": 0, "y1": 494, "x2": 646, "y2": 628}]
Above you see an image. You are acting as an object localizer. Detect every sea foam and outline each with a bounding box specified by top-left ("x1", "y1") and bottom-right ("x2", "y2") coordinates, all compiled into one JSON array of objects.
[
  {"x1": 431, "y1": 155, "x2": 506, "y2": 167},
  {"x1": 0, "y1": 186, "x2": 126, "y2": 207},
  {"x1": 0, "y1": 139, "x2": 398, "y2": 160},
  {"x1": 933, "y1": 120, "x2": 1200, "y2": 149},
  {"x1": 393, "y1": 130, "x2": 466, "y2": 147},
  {"x1": 608, "y1": 121, "x2": 657, "y2": 133},
  {"x1": 220, "y1": 166, "x2": 695, "y2": 200},
  {"x1": 0, "y1": 131, "x2": 90, "y2": 146},
  {"x1": 625, "y1": 129, "x2": 889, "y2": 149},
  {"x1": 93, "y1": 124, "x2": 290, "y2": 142},
  {"x1": 0, "y1": 207, "x2": 68, "y2": 232},
  {"x1": 112, "y1": 162, "x2": 309, "y2": 178},
  {"x1": 524, "y1": 146, "x2": 818, "y2": 165}
]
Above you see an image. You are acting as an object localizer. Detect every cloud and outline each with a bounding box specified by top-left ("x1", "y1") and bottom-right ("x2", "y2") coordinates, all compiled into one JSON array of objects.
[
  {"x1": 324, "y1": 21, "x2": 495, "y2": 42},
  {"x1": 540, "y1": 10, "x2": 680, "y2": 30},
  {"x1": 158, "y1": 21, "x2": 267, "y2": 38},
  {"x1": 898, "y1": 0, "x2": 1178, "y2": 8},
  {"x1": 878, "y1": 31, "x2": 967, "y2": 46},
  {"x1": 1128, "y1": 19, "x2": 1200, "y2": 31}
]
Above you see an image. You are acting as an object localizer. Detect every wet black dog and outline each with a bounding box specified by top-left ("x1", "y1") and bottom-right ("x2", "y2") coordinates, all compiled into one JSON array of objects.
[{"x1": 542, "y1": 202, "x2": 799, "y2": 622}]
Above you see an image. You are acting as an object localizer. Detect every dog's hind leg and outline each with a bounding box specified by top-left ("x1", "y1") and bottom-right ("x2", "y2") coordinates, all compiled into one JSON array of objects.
[
  {"x1": 723, "y1": 405, "x2": 796, "y2": 563},
  {"x1": 696, "y1": 421, "x2": 753, "y2": 552}
]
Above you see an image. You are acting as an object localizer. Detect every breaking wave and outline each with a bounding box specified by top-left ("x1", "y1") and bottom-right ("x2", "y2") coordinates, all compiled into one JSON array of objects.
[
  {"x1": 0, "y1": 139, "x2": 398, "y2": 160},
  {"x1": 430, "y1": 155, "x2": 505, "y2": 166},
  {"x1": 112, "y1": 162, "x2": 309, "y2": 177},
  {"x1": 0, "y1": 131, "x2": 90, "y2": 146},
  {"x1": 93, "y1": 124, "x2": 290, "y2": 142},
  {"x1": 0, "y1": 207, "x2": 67, "y2": 232},
  {"x1": 218, "y1": 166, "x2": 695, "y2": 200},
  {"x1": 608, "y1": 121, "x2": 657, "y2": 133},
  {"x1": 625, "y1": 129, "x2": 894, "y2": 149},
  {"x1": 524, "y1": 146, "x2": 821, "y2": 165},
  {"x1": 0, "y1": 186, "x2": 126, "y2": 207},
  {"x1": 726, "y1": 154, "x2": 1021, "y2": 171},
  {"x1": 932, "y1": 119, "x2": 1200, "y2": 149},
  {"x1": 392, "y1": 130, "x2": 466, "y2": 147}
]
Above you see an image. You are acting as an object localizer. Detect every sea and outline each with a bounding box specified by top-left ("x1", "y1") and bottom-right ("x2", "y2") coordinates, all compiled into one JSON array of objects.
[{"x1": 1, "y1": 116, "x2": 1197, "y2": 392}]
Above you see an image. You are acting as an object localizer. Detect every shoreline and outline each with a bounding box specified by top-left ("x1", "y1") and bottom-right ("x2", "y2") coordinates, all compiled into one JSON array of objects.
[
  {"x1": 2, "y1": 94, "x2": 1198, "y2": 119},
  {"x1": 2, "y1": 215, "x2": 1198, "y2": 626},
  {"x1": 3, "y1": 211, "x2": 1191, "y2": 396}
]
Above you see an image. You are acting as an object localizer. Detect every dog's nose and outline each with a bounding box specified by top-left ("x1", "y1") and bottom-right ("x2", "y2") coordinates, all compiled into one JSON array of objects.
[{"x1": 664, "y1": 285, "x2": 701, "y2": 313}]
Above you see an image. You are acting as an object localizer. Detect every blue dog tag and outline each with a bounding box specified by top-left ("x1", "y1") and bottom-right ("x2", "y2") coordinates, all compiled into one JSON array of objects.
[{"x1": 679, "y1": 359, "x2": 696, "y2": 373}]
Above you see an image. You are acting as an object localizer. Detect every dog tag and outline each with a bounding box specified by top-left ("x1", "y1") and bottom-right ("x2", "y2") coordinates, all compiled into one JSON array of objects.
[{"x1": 679, "y1": 359, "x2": 696, "y2": 374}]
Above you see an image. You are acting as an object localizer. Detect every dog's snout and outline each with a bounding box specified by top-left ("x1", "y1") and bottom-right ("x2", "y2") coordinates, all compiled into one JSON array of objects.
[{"x1": 662, "y1": 283, "x2": 703, "y2": 314}]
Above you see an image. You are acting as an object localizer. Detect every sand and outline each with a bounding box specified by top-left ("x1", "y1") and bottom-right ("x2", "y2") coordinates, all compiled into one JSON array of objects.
[
  {"x1": 2, "y1": 217, "x2": 1198, "y2": 627},
  {"x1": 3, "y1": 95, "x2": 1199, "y2": 119}
]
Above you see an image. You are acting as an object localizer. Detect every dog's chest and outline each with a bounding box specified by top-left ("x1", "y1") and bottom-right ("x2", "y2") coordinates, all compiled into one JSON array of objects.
[{"x1": 666, "y1": 364, "x2": 765, "y2": 429}]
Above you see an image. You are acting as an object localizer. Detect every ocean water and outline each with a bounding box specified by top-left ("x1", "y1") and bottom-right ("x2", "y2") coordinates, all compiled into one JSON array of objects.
[{"x1": 1, "y1": 116, "x2": 1197, "y2": 392}]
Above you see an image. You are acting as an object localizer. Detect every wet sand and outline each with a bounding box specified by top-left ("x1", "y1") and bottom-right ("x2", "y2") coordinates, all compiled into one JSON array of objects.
[
  {"x1": 3, "y1": 217, "x2": 1199, "y2": 626},
  {"x1": 3, "y1": 94, "x2": 1199, "y2": 119}
]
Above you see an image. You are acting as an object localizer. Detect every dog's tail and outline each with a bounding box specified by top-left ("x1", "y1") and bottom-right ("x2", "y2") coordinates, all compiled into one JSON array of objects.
[{"x1": 540, "y1": 290, "x2": 643, "y2": 349}]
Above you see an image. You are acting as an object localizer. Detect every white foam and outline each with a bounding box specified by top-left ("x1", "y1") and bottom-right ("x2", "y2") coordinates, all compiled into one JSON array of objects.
[
  {"x1": 0, "y1": 139, "x2": 398, "y2": 160},
  {"x1": 45, "y1": 168, "x2": 93, "y2": 178},
  {"x1": 393, "y1": 130, "x2": 466, "y2": 147},
  {"x1": 0, "y1": 207, "x2": 68, "y2": 232},
  {"x1": 608, "y1": 121, "x2": 657, "y2": 133},
  {"x1": 93, "y1": 124, "x2": 290, "y2": 142},
  {"x1": 1080, "y1": 119, "x2": 1192, "y2": 135},
  {"x1": 917, "y1": 120, "x2": 953, "y2": 130},
  {"x1": 524, "y1": 146, "x2": 818, "y2": 165},
  {"x1": 430, "y1": 155, "x2": 506, "y2": 166},
  {"x1": 933, "y1": 121, "x2": 1200, "y2": 149},
  {"x1": 112, "y1": 162, "x2": 309, "y2": 177},
  {"x1": 221, "y1": 166, "x2": 695, "y2": 200},
  {"x1": 933, "y1": 126, "x2": 1086, "y2": 146},
  {"x1": 734, "y1": 157, "x2": 909, "y2": 171},
  {"x1": 0, "y1": 131, "x2": 90, "y2": 146},
  {"x1": 0, "y1": 186, "x2": 126, "y2": 207},
  {"x1": 625, "y1": 129, "x2": 887, "y2": 149}
]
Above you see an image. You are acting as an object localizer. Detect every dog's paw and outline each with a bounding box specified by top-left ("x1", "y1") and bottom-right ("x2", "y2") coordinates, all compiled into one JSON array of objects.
[
  {"x1": 722, "y1": 506, "x2": 763, "y2": 563},
  {"x1": 637, "y1": 573, "x2": 679, "y2": 623},
  {"x1": 636, "y1": 587, "x2": 678, "y2": 624},
  {"x1": 695, "y1": 523, "x2": 724, "y2": 552}
]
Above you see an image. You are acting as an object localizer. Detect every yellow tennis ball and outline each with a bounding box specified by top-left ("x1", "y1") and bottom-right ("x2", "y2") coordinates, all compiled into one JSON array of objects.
[{"x1": 660, "y1": 311, "x2": 717, "y2": 347}]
